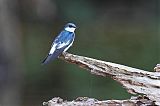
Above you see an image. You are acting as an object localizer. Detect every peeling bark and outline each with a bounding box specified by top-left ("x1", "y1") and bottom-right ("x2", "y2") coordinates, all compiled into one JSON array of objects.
[
  {"x1": 43, "y1": 96, "x2": 155, "y2": 106},
  {"x1": 44, "y1": 52, "x2": 160, "y2": 105}
]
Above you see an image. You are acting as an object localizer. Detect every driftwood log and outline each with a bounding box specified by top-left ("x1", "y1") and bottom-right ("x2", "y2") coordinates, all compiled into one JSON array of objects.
[{"x1": 43, "y1": 52, "x2": 160, "y2": 106}]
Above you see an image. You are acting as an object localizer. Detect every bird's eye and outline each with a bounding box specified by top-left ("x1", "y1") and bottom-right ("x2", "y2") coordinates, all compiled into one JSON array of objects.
[{"x1": 69, "y1": 25, "x2": 72, "y2": 27}]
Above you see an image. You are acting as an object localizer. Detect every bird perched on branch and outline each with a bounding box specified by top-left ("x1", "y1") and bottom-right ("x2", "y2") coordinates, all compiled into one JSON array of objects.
[{"x1": 42, "y1": 23, "x2": 76, "y2": 64}]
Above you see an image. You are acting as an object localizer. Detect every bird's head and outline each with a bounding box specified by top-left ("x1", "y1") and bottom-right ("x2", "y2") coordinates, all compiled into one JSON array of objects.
[{"x1": 64, "y1": 23, "x2": 77, "y2": 32}]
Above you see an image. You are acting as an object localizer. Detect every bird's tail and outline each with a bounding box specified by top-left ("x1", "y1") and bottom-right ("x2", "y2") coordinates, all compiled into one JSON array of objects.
[
  {"x1": 42, "y1": 47, "x2": 66, "y2": 65},
  {"x1": 41, "y1": 50, "x2": 63, "y2": 65},
  {"x1": 41, "y1": 54, "x2": 52, "y2": 65},
  {"x1": 42, "y1": 53, "x2": 59, "y2": 65}
]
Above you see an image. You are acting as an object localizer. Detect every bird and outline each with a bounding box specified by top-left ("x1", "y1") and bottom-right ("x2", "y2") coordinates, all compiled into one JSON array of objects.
[{"x1": 42, "y1": 23, "x2": 77, "y2": 64}]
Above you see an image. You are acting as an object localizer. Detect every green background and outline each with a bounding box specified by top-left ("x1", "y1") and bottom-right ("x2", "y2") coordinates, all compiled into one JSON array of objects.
[{"x1": 0, "y1": 0, "x2": 159, "y2": 106}]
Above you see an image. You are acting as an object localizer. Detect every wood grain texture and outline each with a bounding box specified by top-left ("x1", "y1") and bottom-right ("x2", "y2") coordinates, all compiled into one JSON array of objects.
[{"x1": 44, "y1": 52, "x2": 160, "y2": 106}]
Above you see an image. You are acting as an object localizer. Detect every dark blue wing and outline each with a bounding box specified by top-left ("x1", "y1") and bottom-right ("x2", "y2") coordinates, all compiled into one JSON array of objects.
[
  {"x1": 53, "y1": 30, "x2": 74, "y2": 44},
  {"x1": 42, "y1": 30, "x2": 75, "y2": 64},
  {"x1": 42, "y1": 46, "x2": 67, "y2": 64}
]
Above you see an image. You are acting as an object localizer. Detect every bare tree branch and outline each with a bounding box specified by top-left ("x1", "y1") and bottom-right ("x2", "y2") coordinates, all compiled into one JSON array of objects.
[
  {"x1": 44, "y1": 52, "x2": 160, "y2": 105},
  {"x1": 43, "y1": 96, "x2": 155, "y2": 106}
]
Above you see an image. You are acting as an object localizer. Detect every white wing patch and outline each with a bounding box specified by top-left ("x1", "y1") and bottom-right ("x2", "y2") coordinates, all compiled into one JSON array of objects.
[
  {"x1": 49, "y1": 41, "x2": 71, "y2": 55},
  {"x1": 57, "y1": 41, "x2": 70, "y2": 49},
  {"x1": 49, "y1": 44, "x2": 57, "y2": 54}
]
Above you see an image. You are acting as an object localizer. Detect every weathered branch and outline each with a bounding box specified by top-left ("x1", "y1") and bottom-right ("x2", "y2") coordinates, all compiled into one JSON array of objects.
[
  {"x1": 43, "y1": 96, "x2": 155, "y2": 106},
  {"x1": 44, "y1": 52, "x2": 160, "y2": 105}
]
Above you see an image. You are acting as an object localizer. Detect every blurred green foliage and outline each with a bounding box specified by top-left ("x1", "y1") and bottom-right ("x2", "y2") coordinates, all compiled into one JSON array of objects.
[{"x1": 18, "y1": 0, "x2": 160, "y2": 105}]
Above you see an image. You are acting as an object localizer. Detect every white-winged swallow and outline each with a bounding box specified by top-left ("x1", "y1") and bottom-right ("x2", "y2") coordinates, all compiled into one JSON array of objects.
[{"x1": 42, "y1": 23, "x2": 76, "y2": 64}]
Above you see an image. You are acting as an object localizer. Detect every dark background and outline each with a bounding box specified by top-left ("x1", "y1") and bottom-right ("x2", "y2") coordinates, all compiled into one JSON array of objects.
[{"x1": 0, "y1": 0, "x2": 159, "y2": 106}]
